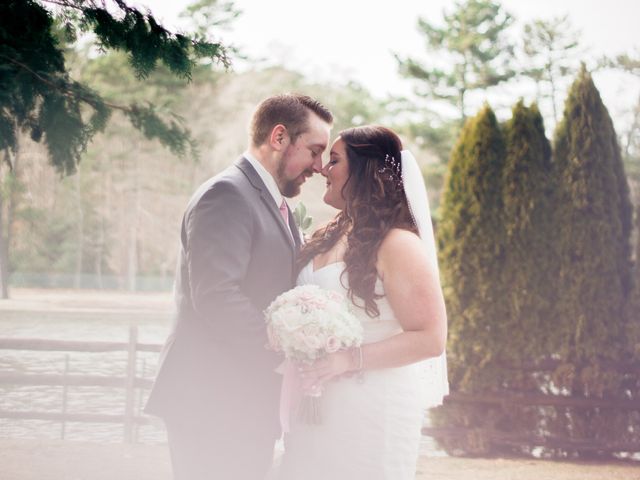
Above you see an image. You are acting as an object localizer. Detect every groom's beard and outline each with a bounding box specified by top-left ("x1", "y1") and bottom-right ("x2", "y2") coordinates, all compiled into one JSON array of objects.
[
  {"x1": 277, "y1": 156, "x2": 311, "y2": 198},
  {"x1": 279, "y1": 175, "x2": 305, "y2": 197}
]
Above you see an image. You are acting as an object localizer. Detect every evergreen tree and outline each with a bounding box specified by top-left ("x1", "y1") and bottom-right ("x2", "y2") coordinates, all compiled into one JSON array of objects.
[
  {"x1": 0, "y1": 0, "x2": 231, "y2": 175},
  {"x1": 631, "y1": 203, "x2": 640, "y2": 353},
  {"x1": 600, "y1": 50, "x2": 640, "y2": 201},
  {"x1": 432, "y1": 106, "x2": 513, "y2": 453},
  {"x1": 0, "y1": 0, "x2": 234, "y2": 298},
  {"x1": 502, "y1": 101, "x2": 557, "y2": 357},
  {"x1": 550, "y1": 66, "x2": 637, "y2": 458},
  {"x1": 397, "y1": 0, "x2": 515, "y2": 122},
  {"x1": 553, "y1": 66, "x2": 633, "y2": 362},
  {"x1": 521, "y1": 16, "x2": 582, "y2": 124},
  {"x1": 432, "y1": 74, "x2": 638, "y2": 459},
  {"x1": 437, "y1": 104, "x2": 508, "y2": 390}
]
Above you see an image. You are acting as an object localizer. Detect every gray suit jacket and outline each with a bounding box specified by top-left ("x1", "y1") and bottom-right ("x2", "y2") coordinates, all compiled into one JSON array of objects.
[{"x1": 145, "y1": 156, "x2": 301, "y2": 437}]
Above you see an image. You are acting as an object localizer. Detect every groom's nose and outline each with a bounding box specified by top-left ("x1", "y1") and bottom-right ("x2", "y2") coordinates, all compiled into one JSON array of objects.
[{"x1": 312, "y1": 156, "x2": 322, "y2": 174}]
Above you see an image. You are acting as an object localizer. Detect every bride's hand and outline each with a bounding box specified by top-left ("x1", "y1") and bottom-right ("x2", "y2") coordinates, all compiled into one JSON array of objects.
[{"x1": 299, "y1": 351, "x2": 352, "y2": 392}]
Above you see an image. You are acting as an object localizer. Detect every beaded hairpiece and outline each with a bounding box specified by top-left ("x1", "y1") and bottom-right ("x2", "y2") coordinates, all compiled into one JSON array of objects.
[{"x1": 378, "y1": 154, "x2": 403, "y2": 188}]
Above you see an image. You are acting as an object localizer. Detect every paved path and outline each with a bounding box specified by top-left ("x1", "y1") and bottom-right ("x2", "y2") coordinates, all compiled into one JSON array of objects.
[{"x1": 1, "y1": 438, "x2": 638, "y2": 480}]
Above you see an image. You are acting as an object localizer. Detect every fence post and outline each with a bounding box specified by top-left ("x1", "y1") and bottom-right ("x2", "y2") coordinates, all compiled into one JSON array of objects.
[
  {"x1": 134, "y1": 358, "x2": 147, "y2": 444},
  {"x1": 60, "y1": 354, "x2": 70, "y2": 440},
  {"x1": 123, "y1": 326, "x2": 137, "y2": 443}
]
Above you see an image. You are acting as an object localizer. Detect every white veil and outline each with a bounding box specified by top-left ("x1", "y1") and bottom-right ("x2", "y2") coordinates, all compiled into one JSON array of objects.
[{"x1": 401, "y1": 150, "x2": 449, "y2": 408}]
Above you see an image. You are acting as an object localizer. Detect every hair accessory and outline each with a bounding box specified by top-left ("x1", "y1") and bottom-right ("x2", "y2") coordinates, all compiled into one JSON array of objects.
[{"x1": 378, "y1": 154, "x2": 403, "y2": 188}]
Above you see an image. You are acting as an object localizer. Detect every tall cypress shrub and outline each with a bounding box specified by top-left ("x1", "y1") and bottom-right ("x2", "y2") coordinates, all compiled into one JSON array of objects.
[
  {"x1": 550, "y1": 66, "x2": 637, "y2": 457},
  {"x1": 434, "y1": 90, "x2": 638, "y2": 458},
  {"x1": 435, "y1": 102, "x2": 562, "y2": 456},
  {"x1": 553, "y1": 66, "x2": 633, "y2": 362},
  {"x1": 437, "y1": 105, "x2": 508, "y2": 391},
  {"x1": 434, "y1": 106, "x2": 521, "y2": 455},
  {"x1": 631, "y1": 207, "x2": 640, "y2": 352},
  {"x1": 502, "y1": 101, "x2": 557, "y2": 358}
]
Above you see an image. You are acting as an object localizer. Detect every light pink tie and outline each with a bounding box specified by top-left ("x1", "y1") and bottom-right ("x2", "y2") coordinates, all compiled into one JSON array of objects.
[
  {"x1": 279, "y1": 200, "x2": 290, "y2": 228},
  {"x1": 280, "y1": 200, "x2": 294, "y2": 241}
]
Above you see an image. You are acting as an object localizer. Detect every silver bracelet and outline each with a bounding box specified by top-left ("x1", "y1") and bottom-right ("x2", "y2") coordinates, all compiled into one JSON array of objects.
[{"x1": 350, "y1": 346, "x2": 363, "y2": 372}]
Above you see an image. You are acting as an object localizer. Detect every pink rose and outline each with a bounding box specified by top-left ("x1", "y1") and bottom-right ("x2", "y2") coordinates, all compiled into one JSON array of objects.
[{"x1": 325, "y1": 336, "x2": 340, "y2": 353}]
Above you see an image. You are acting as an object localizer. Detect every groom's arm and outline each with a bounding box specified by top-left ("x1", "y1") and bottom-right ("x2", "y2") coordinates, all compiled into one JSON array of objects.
[{"x1": 185, "y1": 180, "x2": 267, "y2": 349}]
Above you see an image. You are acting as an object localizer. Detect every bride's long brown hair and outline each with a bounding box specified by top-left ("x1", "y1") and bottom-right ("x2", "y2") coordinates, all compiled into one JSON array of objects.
[{"x1": 297, "y1": 125, "x2": 417, "y2": 317}]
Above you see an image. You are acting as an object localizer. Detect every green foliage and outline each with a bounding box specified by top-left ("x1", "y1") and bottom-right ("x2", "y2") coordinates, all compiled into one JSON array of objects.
[
  {"x1": 631, "y1": 202, "x2": 640, "y2": 358},
  {"x1": 437, "y1": 104, "x2": 508, "y2": 390},
  {"x1": 180, "y1": 0, "x2": 241, "y2": 38},
  {"x1": 548, "y1": 70, "x2": 637, "y2": 459},
  {"x1": 502, "y1": 100, "x2": 558, "y2": 357},
  {"x1": 293, "y1": 202, "x2": 313, "y2": 232},
  {"x1": 433, "y1": 83, "x2": 638, "y2": 458},
  {"x1": 81, "y1": 0, "x2": 229, "y2": 79},
  {"x1": 521, "y1": 15, "x2": 581, "y2": 123},
  {"x1": 0, "y1": 0, "x2": 231, "y2": 175},
  {"x1": 600, "y1": 50, "x2": 640, "y2": 216},
  {"x1": 435, "y1": 104, "x2": 517, "y2": 455},
  {"x1": 391, "y1": 104, "x2": 460, "y2": 163},
  {"x1": 312, "y1": 80, "x2": 385, "y2": 134},
  {"x1": 397, "y1": 0, "x2": 515, "y2": 120},
  {"x1": 552, "y1": 66, "x2": 633, "y2": 362},
  {"x1": 6, "y1": 64, "x2": 386, "y2": 284},
  {"x1": 126, "y1": 104, "x2": 196, "y2": 159},
  {"x1": 603, "y1": 50, "x2": 640, "y2": 75}
]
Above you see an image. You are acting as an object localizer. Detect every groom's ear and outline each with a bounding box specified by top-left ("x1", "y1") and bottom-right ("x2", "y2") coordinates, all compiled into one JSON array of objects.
[{"x1": 269, "y1": 124, "x2": 290, "y2": 151}]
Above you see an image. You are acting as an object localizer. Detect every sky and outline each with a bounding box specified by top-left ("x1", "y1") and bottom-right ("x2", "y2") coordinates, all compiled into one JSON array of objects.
[{"x1": 133, "y1": 0, "x2": 640, "y2": 127}]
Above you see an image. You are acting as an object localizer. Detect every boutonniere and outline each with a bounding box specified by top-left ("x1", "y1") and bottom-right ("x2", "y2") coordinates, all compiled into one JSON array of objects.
[{"x1": 293, "y1": 202, "x2": 313, "y2": 232}]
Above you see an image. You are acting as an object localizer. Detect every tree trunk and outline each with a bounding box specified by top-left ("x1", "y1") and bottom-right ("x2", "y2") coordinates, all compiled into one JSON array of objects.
[
  {"x1": 459, "y1": 88, "x2": 467, "y2": 123},
  {"x1": 0, "y1": 178, "x2": 9, "y2": 299},
  {"x1": 74, "y1": 168, "x2": 84, "y2": 289},
  {"x1": 547, "y1": 63, "x2": 559, "y2": 125},
  {"x1": 127, "y1": 156, "x2": 140, "y2": 292},
  {"x1": 624, "y1": 94, "x2": 640, "y2": 160},
  {"x1": 0, "y1": 139, "x2": 20, "y2": 299},
  {"x1": 95, "y1": 167, "x2": 111, "y2": 290}
]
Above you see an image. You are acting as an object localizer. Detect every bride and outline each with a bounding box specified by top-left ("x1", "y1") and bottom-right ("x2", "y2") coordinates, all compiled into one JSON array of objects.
[{"x1": 276, "y1": 125, "x2": 448, "y2": 480}]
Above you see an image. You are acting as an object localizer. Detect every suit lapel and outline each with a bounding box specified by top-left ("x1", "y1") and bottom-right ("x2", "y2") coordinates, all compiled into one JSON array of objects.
[
  {"x1": 288, "y1": 207, "x2": 303, "y2": 248},
  {"x1": 235, "y1": 157, "x2": 296, "y2": 252}
]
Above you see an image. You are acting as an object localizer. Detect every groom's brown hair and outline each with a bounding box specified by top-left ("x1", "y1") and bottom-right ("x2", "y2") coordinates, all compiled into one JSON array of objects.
[{"x1": 250, "y1": 93, "x2": 333, "y2": 147}]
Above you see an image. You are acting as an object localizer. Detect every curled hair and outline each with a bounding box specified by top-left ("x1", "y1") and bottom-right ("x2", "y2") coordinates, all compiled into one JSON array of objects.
[
  {"x1": 250, "y1": 93, "x2": 333, "y2": 147},
  {"x1": 297, "y1": 126, "x2": 417, "y2": 317}
]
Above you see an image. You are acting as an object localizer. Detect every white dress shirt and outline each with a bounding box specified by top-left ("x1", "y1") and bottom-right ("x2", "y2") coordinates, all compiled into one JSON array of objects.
[
  {"x1": 244, "y1": 151, "x2": 294, "y2": 239},
  {"x1": 244, "y1": 151, "x2": 285, "y2": 208}
]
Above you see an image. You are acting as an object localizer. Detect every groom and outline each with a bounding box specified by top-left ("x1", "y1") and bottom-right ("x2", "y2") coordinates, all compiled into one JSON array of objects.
[{"x1": 145, "y1": 94, "x2": 333, "y2": 479}]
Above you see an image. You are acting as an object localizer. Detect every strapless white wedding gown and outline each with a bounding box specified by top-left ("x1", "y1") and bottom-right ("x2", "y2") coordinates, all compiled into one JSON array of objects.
[{"x1": 275, "y1": 261, "x2": 426, "y2": 480}]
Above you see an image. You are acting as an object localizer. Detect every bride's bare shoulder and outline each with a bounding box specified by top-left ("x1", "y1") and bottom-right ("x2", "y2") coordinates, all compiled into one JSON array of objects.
[
  {"x1": 380, "y1": 227, "x2": 421, "y2": 250},
  {"x1": 377, "y1": 228, "x2": 426, "y2": 271}
]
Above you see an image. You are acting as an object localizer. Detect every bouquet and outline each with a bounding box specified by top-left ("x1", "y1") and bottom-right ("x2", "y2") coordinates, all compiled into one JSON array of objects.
[{"x1": 265, "y1": 284, "x2": 363, "y2": 427}]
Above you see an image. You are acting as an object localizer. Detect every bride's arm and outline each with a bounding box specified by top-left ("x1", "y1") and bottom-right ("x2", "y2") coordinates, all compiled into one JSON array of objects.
[{"x1": 301, "y1": 228, "x2": 447, "y2": 386}]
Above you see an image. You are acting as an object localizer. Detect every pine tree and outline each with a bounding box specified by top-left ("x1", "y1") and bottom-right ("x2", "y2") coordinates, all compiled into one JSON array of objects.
[
  {"x1": 0, "y1": 0, "x2": 231, "y2": 174},
  {"x1": 521, "y1": 15, "x2": 581, "y2": 124},
  {"x1": 0, "y1": 0, "x2": 233, "y2": 298},
  {"x1": 396, "y1": 0, "x2": 515, "y2": 122}
]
